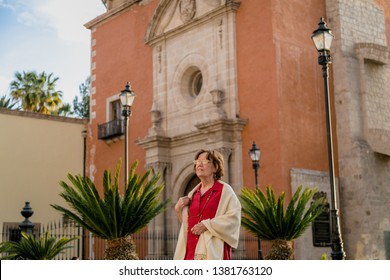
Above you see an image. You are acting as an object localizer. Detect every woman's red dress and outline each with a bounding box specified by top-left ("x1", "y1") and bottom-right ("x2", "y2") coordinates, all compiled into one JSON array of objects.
[{"x1": 184, "y1": 180, "x2": 232, "y2": 260}]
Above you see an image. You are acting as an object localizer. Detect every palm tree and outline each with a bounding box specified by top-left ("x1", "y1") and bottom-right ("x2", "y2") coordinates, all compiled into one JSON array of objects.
[
  {"x1": 36, "y1": 72, "x2": 63, "y2": 114},
  {"x1": 51, "y1": 160, "x2": 170, "y2": 260},
  {"x1": 240, "y1": 185, "x2": 325, "y2": 260},
  {"x1": 57, "y1": 103, "x2": 73, "y2": 117},
  {"x1": 9, "y1": 71, "x2": 63, "y2": 114},
  {"x1": 0, "y1": 231, "x2": 76, "y2": 260},
  {"x1": 0, "y1": 95, "x2": 17, "y2": 109}
]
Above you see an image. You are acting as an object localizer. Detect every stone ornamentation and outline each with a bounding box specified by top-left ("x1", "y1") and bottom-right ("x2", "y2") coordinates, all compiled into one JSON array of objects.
[{"x1": 179, "y1": 0, "x2": 196, "y2": 22}]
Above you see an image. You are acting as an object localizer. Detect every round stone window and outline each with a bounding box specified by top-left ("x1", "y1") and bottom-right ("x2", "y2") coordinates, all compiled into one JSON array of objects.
[
  {"x1": 180, "y1": 66, "x2": 204, "y2": 100},
  {"x1": 190, "y1": 70, "x2": 203, "y2": 97}
]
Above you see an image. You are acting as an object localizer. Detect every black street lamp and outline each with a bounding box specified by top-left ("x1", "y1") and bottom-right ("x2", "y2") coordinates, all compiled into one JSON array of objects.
[
  {"x1": 81, "y1": 129, "x2": 87, "y2": 260},
  {"x1": 249, "y1": 141, "x2": 263, "y2": 260},
  {"x1": 119, "y1": 82, "x2": 135, "y2": 186},
  {"x1": 312, "y1": 17, "x2": 345, "y2": 260},
  {"x1": 81, "y1": 129, "x2": 87, "y2": 179}
]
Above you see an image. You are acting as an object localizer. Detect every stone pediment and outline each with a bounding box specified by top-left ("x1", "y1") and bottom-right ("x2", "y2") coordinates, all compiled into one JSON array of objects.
[{"x1": 145, "y1": 0, "x2": 238, "y2": 45}]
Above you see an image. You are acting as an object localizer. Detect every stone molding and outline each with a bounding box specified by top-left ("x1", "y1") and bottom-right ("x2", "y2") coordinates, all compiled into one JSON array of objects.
[
  {"x1": 355, "y1": 43, "x2": 390, "y2": 65},
  {"x1": 145, "y1": 0, "x2": 240, "y2": 45},
  {"x1": 85, "y1": 0, "x2": 142, "y2": 29},
  {"x1": 355, "y1": 43, "x2": 390, "y2": 156},
  {"x1": 137, "y1": 118, "x2": 247, "y2": 150}
]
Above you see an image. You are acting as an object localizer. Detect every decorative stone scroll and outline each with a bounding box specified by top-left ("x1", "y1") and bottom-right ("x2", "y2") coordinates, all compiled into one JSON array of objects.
[{"x1": 179, "y1": 0, "x2": 197, "y2": 23}]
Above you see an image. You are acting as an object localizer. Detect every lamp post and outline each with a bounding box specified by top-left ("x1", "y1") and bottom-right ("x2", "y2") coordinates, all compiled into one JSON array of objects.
[
  {"x1": 81, "y1": 129, "x2": 87, "y2": 178},
  {"x1": 119, "y1": 82, "x2": 135, "y2": 187},
  {"x1": 312, "y1": 17, "x2": 345, "y2": 260},
  {"x1": 249, "y1": 141, "x2": 263, "y2": 260},
  {"x1": 81, "y1": 129, "x2": 87, "y2": 260}
]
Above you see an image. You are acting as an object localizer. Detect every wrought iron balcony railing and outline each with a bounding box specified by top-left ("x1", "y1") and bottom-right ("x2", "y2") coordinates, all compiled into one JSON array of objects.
[{"x1": 97, "y1": 119, "x2": 124, "y2": 140}]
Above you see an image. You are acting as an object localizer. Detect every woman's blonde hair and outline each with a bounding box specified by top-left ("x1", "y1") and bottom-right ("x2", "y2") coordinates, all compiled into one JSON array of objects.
[{"x1": 194, "y1": 149, "x2": 224, "y2": 180}]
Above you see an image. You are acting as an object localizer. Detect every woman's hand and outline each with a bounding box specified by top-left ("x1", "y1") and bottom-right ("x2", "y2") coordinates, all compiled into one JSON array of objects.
[
  {"x1": 175, "y1": 196, "x2": 191, "y2": 212},
  {"x1": 175, "y1": 196, "x2": 191, "y2": 223},
  {"x1": 191, "y1": 222, "x2": 207, "y2": 235}
]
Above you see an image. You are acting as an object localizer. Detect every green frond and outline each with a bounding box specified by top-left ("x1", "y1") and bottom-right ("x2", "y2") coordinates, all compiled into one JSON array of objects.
[
  {"x1": 51, "y1": 160, "x2": 170, "y2": 240},
  {"x1": 240, "y1": 185, "x2": 324, "y2": 241},
  {"x1": 0, "y1": 231, "x2": 77, "y2": 260}
]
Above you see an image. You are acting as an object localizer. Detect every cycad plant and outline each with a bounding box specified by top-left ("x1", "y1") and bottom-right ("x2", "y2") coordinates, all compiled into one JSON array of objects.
[
  {"x1": 0, "y1": 231, "x2": 76, "y2": 260},
  {"x1": 51, "y1": 160, "x2": 169, "y2": 260},
  {"x1": 240, "y1": 185, "x2": 325, "y2": 260}
]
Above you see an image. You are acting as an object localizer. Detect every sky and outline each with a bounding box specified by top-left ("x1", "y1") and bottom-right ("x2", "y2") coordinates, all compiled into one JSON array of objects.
[{"x1": 0, "y1": 0, "x2": 106, "y2": 104}]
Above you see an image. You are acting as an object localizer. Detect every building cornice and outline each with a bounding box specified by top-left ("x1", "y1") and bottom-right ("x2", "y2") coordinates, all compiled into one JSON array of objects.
[
  {"x1": 145, "y1": 0, "x2": 241, "y2": 46},
  {"x1": 85, "y1": 0, "x2": 142, "y2": 29}
]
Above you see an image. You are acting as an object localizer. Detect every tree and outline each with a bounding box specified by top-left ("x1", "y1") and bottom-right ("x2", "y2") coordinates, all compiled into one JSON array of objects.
[
  {"x1": 240, "y1": 185, "x2": 325, "y2": 260},
  {"x1": 57, "y1": 103, "x2": 73, "y2": 117},
  {"x1": 0, "y1": 95, "x2": 16, "y2": 109},
  {"x1": 9, "y1": 70, "x2": 63, "y2": 114},
  {"x1": 72, "y1": 77, "x2": 90, "y2": 119},
  {"x1": 0, "y1": 231, "x2": 76, "y2": 260},
  {"x1": 51, "y1": 160, "x2": 170, "y2": 260}
]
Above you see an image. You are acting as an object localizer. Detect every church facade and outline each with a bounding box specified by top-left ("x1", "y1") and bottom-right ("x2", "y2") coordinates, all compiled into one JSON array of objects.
[{"x1": 85, "y1": 0, "x2": 390, "y2": 259}]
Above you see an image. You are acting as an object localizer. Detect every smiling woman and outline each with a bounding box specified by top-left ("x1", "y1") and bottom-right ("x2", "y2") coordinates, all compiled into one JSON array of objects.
[{"x1": 174, "y1": 149, "x2": 241, "y2": 260}]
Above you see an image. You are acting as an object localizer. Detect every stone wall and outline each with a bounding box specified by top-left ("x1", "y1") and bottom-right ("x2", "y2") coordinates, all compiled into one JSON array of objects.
[
  {"x1": 291, "y1": 168, "x2": 337, "y2": 260},
  {"x1": 326, "y1": 0, "x2": 390, "y2": 259}
]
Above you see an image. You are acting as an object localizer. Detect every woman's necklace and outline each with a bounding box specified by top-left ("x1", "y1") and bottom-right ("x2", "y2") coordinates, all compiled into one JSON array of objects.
[{"x1": 191, "y1": 190, "x2": 214, "y2": 223}]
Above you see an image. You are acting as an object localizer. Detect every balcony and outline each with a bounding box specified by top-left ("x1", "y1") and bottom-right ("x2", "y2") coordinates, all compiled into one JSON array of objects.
[{"x1": 98, "y1": 119, "x2": 124, "y2": 140}]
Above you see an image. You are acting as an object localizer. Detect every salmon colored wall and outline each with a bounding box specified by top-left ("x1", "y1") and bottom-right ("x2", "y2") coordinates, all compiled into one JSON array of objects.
[
  {"x1": 274, "y1": 0, "x2": 331, "y2": 196},
  {"x1": 237, "y1": 0, "x2": 329, "y2": 197},
  {"x1": 375, "y1": 0, "x2": 390, "y2": 45},
  {"x1": 236, "y1": 0, "x2": 282, "y2": 193},
  {"x1": 88, "y1": 0, "x2": 359, "y2": 199},
  {"x1": 88, "y1": 1, "x2": 158, "y2": 188}
]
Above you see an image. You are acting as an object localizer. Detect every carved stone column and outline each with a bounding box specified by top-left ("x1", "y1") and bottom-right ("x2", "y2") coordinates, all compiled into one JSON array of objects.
[
  {"x1": 145, "y1": 161, "x2": 172, "y2": 258},
  {"x1": 216, "y1": 147, "x2": 232, "y2": 182}
]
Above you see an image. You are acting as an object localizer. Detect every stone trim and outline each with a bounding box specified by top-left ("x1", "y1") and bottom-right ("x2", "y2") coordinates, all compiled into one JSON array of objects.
[
  {"x1": 355, "y1": 43, "x2": 390, "y2": 156},
  {"x1": 355, "y1": 43, "x2": 390, "y2": 65},
  {"x1": 145, "y1": 0, "x2": 240, "y2": 45},
  {"x1": 85, "y1": 0, "x2": 142, "y2": 29}
]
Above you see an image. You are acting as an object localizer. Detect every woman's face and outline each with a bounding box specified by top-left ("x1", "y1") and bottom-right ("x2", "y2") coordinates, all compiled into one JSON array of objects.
[{"x1": 195, "y1": 152, "x2": 216, "y2": 180}]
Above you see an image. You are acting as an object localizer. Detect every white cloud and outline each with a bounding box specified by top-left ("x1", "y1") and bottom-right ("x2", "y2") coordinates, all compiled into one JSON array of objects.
[
  {"x1": 16, "y1": 11, "x2": 40, "y2": 26},
  {"x1": 3, "y1": 0, "x2": 104, "y2": 43},
  {"x1": 0, "y1": 0, "x2": 18, "y2": 10},
  {"x1": 0, "y1": 0, "x2": 105, "y2": 103},
  {"x1": 37, "y1": 0, "x2": 105, "y2": 43}
]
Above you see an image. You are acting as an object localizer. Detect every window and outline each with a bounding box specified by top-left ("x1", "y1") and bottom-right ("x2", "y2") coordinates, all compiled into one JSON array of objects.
[
  {"x1": 111, "y1": 99, "x2": 122, "y2": 121},
  {"x1": 181, "y1": 66, "x2": 204, "y2": 100},
  {"x1": 98, "y1": 98, "x2": 125, "y2": 140},
  {"x1": 190, "y1": 70, "x2": 203, "y2": 97}
]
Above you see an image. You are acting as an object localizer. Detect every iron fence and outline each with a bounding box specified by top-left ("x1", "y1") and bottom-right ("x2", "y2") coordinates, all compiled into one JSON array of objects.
[
  {"x1": 1, "y1": 220, "x2": 270, "y2": 260},
  {"x1": 85, "y1": 227, "x2": 270, "y2": 260},
  {"x1": 1, "y1": 220, "x2": 83, "y2": 260}
]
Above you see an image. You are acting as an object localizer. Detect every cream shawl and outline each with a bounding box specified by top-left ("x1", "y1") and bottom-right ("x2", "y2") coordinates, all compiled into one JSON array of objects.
[{"x1": 173, "y1": 181, "x2": 241, "y2": 260}]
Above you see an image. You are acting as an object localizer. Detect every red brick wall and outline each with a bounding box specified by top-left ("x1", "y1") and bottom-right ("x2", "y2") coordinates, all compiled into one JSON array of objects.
[
  {"x1": 88, "y1": 2, "x2": 158, "y2": 189},
  {"x1": 236, "y1": 0, "x2": 330, "y2": 196}
]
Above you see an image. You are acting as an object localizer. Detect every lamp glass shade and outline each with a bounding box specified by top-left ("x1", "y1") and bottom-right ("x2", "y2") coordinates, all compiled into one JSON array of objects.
[
  {"x1": 119, "y1": 84, "x2": 135, "y2": 107},
  {"x1": 312, "y1": 30, "x2": 334, "y2": 52},
  {"x1": 311, "y1": 18, "x2": 334, "y2": 52},
  {"x1": 249, "y1": 142, "x2": 261, "y2": 161}
]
